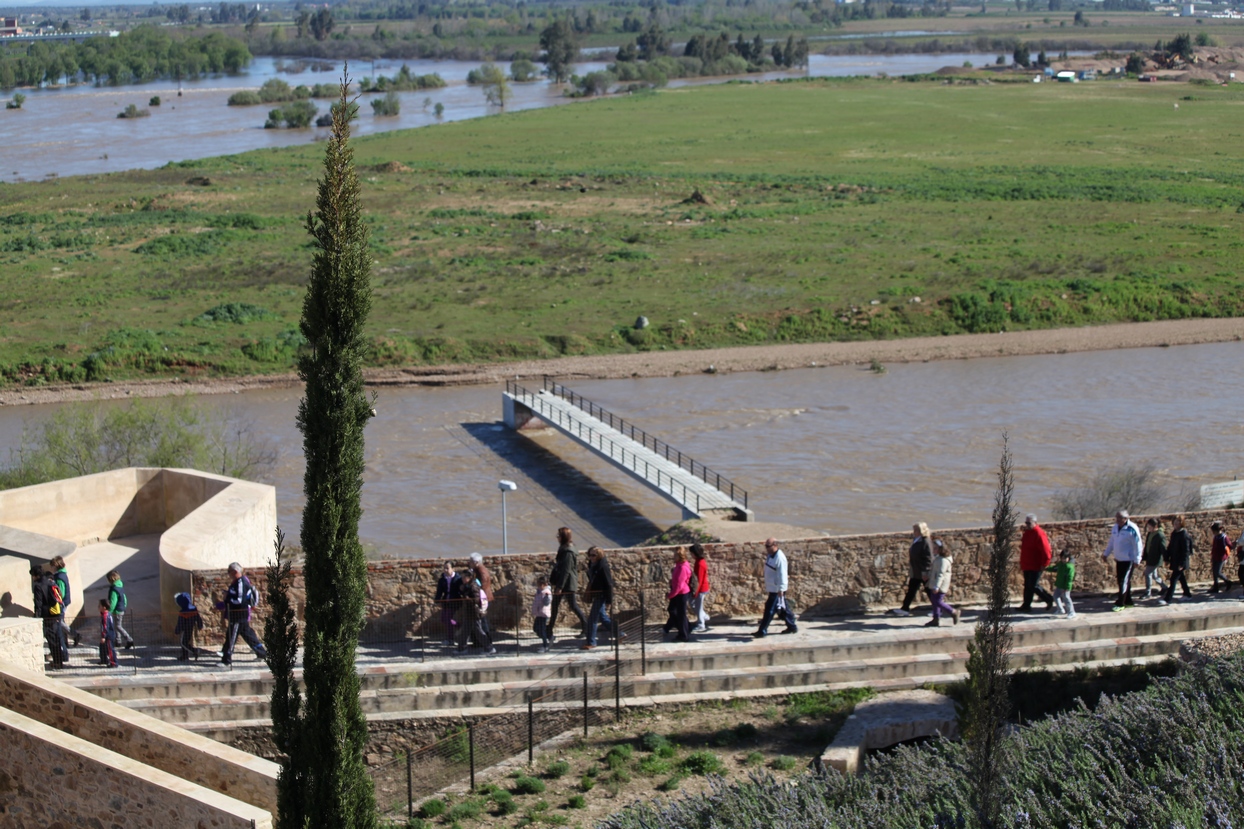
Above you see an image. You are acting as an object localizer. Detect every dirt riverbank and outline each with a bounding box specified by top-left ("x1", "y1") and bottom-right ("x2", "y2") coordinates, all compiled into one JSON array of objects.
[{"x1": 1, "y1": 317, "x2": 1241, "y2": 407}]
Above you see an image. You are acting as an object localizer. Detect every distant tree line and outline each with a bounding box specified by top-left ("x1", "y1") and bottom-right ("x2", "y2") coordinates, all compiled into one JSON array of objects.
[{"x1": 0, "y1": 26, "x2": 250, "y2": 90}]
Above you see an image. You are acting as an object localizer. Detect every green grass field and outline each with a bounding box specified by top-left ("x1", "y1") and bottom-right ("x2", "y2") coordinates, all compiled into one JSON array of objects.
[{"x1": 4, "y1": 75, "x2": 1244, "y2": 385}]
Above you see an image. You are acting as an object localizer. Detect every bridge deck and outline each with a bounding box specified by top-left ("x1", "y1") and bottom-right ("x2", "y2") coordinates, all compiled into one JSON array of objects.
[{"x1": 503, "y1": 382, "x2": 748, "y2": 519}]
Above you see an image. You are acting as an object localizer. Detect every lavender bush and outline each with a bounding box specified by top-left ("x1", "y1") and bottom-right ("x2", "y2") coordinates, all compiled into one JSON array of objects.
[{"x1": 600, "y1": 653, "x2": 1244, "y2": 829}]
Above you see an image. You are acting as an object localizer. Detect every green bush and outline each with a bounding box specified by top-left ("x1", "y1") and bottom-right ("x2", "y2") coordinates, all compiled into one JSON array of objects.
[
  {"x1": 417, "y1": 798, "x2": 445, "y2": 818},
  {"x1": 657, "y1": 774, "x2": 684, "y2": 792},
  {"x1": 637, "y1": 755, "x2": 671, "y2": 775},
  {"x1": 679, "y1": 750, "x2": 724, "y2": 776},
  {"x1": 604, "y1": 744, "x2": 633, "y2": 769},
  {"x1": 579, "y1": 774, "x2": 596, "y2": 792},
  {"x1": 743, "y1": 751, "x2": 765, "y2": 766},
  {"x1": 117, "y1": 103, "x2": 150, "y2": 119},
  {"x1": 227, "y1": 90, "x2": 263, "y2": 106},
  {"x1": 567, "y1": 795, "x2": 586, "y2": 809},
  {"x1": 638, "y1": 732, "x2": 672, "y2": 753},
  {"x1": 784, "y1": 687, "x2": 874, "y2": 723},
  {"x1": 544, "y1": 759, "x2": 570, "y2": 779},
  {"x1": 735, "y1": 723, "x2": 759, "y2": 740},
  {"x1": 770, "y1": 755, "x2": 798, "y2": 771},
  {"x1": 195, "y1": 302, "x2": 277, "y2": 325},
  {"x1": 493, "y1": 794, "x2": 518, "y2": 816},
  {"x1": 446, "y1": 800, "x2": 481, "y2": 820},
  {"x1": 511, "y1": 775, "x2": 546, "y2": 795},
  {"x1": 712, "y1": 728, "x2": 739, "y2": 747},
  {"x1": 371, "y1": 91, "x2": 401, "y2": 117}
]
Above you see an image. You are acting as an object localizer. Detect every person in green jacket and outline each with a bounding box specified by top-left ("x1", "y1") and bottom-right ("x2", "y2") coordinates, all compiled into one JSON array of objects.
[
  {"x1": 1046, "y1": 549, "x2": 1076, "y2": 620},
  {"x1": 106, "y1": 570, "x2": 135, "y2": 649}
]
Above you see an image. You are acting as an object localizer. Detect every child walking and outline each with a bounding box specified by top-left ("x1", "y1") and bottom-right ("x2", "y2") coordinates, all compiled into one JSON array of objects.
[
  {"x1": 924, "y1": 538, "x2": 961, "y2": 627},
  {"x1": 98, "y1": 599, "x2": 118, "y2": 668},
  {"x1": 434, "y1": 561, "x2": 462, "y2": 645},
  {"x1": 532, "y1": 575, "x2": 553, "y2": 653},
  {"x1": 173, "y1": 592, "x2": 207, "y2": 661},
  {"x1": 1047, "y1": 549, "x2": 1077, "y2": 619}
]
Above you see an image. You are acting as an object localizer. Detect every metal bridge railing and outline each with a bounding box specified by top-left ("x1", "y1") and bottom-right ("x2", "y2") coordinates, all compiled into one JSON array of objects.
[{"x1": 505, "y1": 378, "x2": 747, "y2": 510}]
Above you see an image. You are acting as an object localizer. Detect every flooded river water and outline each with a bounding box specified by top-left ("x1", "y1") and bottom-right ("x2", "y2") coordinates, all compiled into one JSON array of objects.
[
  {"x1": 3, "y1": 51, "x2": 1049, "y2": 183},
  {"x1": 0, "y1": 340, "x2": 1240, "y2": 558}
]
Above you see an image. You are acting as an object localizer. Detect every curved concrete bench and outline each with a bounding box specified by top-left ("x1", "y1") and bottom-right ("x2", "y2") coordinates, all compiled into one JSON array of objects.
[{"x1": 820, "y1": 689, "x2": 958, "y2": 774}]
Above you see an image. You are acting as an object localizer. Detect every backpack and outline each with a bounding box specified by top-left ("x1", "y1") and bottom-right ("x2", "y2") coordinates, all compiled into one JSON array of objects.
[
  {"x1": 687, "y1": 569, "x2": 699, "y2": 597},
  {"x1": 48, "y1": 581, "x2": 64, "y2": 616},
  {"x1": 245, "y1": 581, "x2": 260, "y2": 608}
]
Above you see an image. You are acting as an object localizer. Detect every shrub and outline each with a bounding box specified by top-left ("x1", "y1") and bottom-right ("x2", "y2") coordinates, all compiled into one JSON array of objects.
[
  {"x1": 638, "y1": 733, "x2": 671, "y2": 753},
  {"x1": 6, "y1": 92, "x2": 26, "y2": 109},
  {"x1": 637, "y1": 755, "x2": 671, "y2": 775},
  {"x1": 679, "y1": 750, "x2": 724, "y2": 776},
  {"x1": 657, "y1": 774, "x2": 684, "y2": 792},
  {"x1": 743, "y1": 751, "x2": 765, "y2": 766},
  {"x1": 493, "y1": 794, "x2": 518, "y2": 816},
  {"x1": 446, "y1": 800, "x2": 481, "y2": 820},
  {"x1": 770, "y1": 755, "x2": 798, "y2": 771},
  {"x1": 117, "y1": 104, "x2": 150, "y2": 119},
  {"x1": 264, "y1": 99, "x2": 317, "y2": 129},
  {"x1": 258, "y1": 78, "x2": 293, "y2": 103},
  {"x1": 712, "y1": 729, "x2": 739, "y2": 747},
  {"x1": 418, "y1": 798, "x2": 445, "y2": 818},
  {"x1": 734, "y1": 723, "x2": 758, "y2": 740},
  {"x1": 604, "y1": 744, "x2": 633, "y2": 769},
  {"x1": 544, "y1": 759, "x2": 570, "y2": 779},
  {"x1": 371, "y1": 91, "x2": 401, "y2": 117},
  {"x1": 1050, "y1": 462, "x2": 1167, "y2": 520},
  {"x1": 149, "y1": 96, "x2": 161, "y2": 106},
  {"x1": 567, "y1": 795, "x2": 586, "y2": 809},
  {"x1": 579, "y1": 774, "x2": 596, "y2": 792},
  {"x1": 227, "y1": 90, "x2": 263, "y2": 106},
  {"x1": 511, "y1": 775, "x2": 545, "y2": 795}
]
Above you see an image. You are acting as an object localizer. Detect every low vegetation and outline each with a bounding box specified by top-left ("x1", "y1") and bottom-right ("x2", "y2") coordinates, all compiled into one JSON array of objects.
[
  {"x1": 602, "y1": 653, "x2": 1244, "y2": 829},
  {"x1": 5, "y1": 79, "x2": 1244, "y2": 387}
]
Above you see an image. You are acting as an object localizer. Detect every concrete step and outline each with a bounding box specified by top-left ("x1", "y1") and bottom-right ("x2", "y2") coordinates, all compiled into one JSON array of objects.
[
  {"x1": 110, "y1": 623, "x2": 1237, "y2": 727},
  {"x1": 70, "y1": 602, "x2": 1244, "y2": 705}
]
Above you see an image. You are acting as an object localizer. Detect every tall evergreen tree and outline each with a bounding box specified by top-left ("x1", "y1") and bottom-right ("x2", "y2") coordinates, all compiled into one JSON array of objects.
[
  {"x1": 962, "y1": 434, "x2": 1017, "y2": 827},
  {"x1": 264, "y1": 529, "x2": 306, "y2": 829},
  {"x1": 295, "y1": 72, "x2": 377, "y2": 829}
]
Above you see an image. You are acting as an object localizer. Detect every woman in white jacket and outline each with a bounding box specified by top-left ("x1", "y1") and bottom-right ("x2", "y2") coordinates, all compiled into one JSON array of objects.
[{"x1": 925, "y1": 538, "x2": 961, "y2": 628}]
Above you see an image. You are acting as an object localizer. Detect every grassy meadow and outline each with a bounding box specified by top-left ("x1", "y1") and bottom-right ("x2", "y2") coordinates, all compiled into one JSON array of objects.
[{"x1": 4, "y1": 76, "x2": 1244, "y2": 385}]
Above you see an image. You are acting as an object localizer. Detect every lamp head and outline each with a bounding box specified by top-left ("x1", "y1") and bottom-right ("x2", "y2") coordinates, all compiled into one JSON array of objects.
[{"x1": 498, "y1": 480, "x2": 517, "y2": 492}]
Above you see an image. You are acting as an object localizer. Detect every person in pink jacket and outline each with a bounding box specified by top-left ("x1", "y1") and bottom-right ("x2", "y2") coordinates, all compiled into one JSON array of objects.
[{"x1": 662, "y1": 547, "x2": 693, "y2": 642}]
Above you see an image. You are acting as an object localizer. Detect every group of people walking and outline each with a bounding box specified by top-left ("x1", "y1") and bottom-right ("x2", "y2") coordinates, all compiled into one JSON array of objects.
[{"x1": 29, "y1": 559, "x2": 134, "y2": 669}]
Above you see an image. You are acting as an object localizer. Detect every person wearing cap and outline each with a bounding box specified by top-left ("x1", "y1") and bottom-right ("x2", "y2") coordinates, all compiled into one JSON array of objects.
[
  {"x1": 1102, "y1": 510, "x2": 1142, "y2": 610},
  {"x1": 1018, "y1": 514, "x2": 1055, "y2": 612}
]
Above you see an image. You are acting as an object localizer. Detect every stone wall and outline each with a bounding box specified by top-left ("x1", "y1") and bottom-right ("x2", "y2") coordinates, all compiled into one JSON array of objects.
[
  {"x1": 0, "y1": 661, "x2": 278, "y2": 813},
  {"x1": 192, "y1": 510, "x2": 1239, "y2": 638},
  {"x1": 0, "y1": 705, "x2": 272, "y2": 829},
  {"x1": 0, "y1": 618, "x2": 44, "y2": 674}
]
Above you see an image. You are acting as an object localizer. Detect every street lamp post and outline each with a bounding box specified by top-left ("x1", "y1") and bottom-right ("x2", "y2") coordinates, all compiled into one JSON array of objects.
[{"x1": 498, "y1": 480, "x2": 517, "y2": 556}]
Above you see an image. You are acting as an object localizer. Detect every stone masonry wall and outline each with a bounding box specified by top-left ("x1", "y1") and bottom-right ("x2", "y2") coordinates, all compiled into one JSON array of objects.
[
  {"x1": 0, "y1": 662, "x2": 278, "y2": 814},
  {"x1": 0, "y1": 706, "x2": 272, "y2": 829},
  {"x1": 192, "y1": 510, "x2": 1239, "y2": 639},
  {"x1": 0, "y1": 618, "x2": 44, "y2": 675}
]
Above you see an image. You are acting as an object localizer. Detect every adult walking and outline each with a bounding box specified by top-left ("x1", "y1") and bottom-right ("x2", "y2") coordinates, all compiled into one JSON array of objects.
[
  {"x1": 434, "y1": 561, "x2": 463, "y2": 644},
  {"x1": 754, "y1": 538, "x2": 798, "y2": 637},
  {"x1": 1209, "y1": 522, "x2": 1234, "y2": 594},
  {"x1": 469, "y1": 552, "x2": 494, "y2": 637},
  {"x1": 1102, "y1": 510, "x2": 1142, "y2": 610},
  {"x1": 663, "y1": 547, "x2": 693, "y2": 642},
  {"x1": 216, "y1": 563, "x2": 267, "y2": 667},
  {"x1": 49, "y1": 555, "x2": 75, "y2": 650},
  {"x1": 1018, "y1": 514, "x2": 1055, "y2": 612},
  {"x1": 1141, "y1": 518, "x2": 1168, "y2": 600},
  {"x1": 583, "y1": 546, "x2": 616, "y2": 650},
  {"x1": 1159, "y1": 515, "x2": 1193, "y2": 605},
  {"x1": 690, "y1": 543, "x2": 711, "y2": 633},
  {"x1": 925, "y1": 538, "x2": 961, "y2": 627},
  {"x1": 890, "y1": 523, "x2": 933, "y2": 617},
  {"x1": 30, "y1": 566, "x2": 66, "y2": 669},
  {"x1": 548, "y1": 527, "x2": 586, "y2": 639},
  {"x1": 106, "y1": 570, "x2": 135, "y2": 649}
]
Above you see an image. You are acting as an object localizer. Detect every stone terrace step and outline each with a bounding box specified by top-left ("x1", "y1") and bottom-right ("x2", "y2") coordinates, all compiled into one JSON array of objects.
[
  {"x1": 68, "y1": 602, "x2": 1244, "y2": 706},
  {"x1": 106, "y1": 622, "x2": 1244, "y2": 727}
]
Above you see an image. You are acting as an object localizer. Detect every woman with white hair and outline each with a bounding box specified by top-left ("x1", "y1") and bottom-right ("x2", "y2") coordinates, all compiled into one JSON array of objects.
[{"x1": 890, "y1": 522, "x2": 933, "y2": 617}]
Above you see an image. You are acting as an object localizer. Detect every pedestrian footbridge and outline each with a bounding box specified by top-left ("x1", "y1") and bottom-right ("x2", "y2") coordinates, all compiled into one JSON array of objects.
[{"x1": 502, "y1": 378, "x2": 753, "y2": 522}]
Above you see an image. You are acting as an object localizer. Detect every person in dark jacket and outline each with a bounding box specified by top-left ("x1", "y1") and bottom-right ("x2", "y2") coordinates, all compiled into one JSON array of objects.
[
  {"x1": 548, "y1": 527, "x2": 586, "y2": 639},
  {"x1": 434, "y1": 561, "x2": 463, "y2": 644},
  {"x1": 582, "y1": 546, "x2": 616, "y2": 649},
  {"x1": 30, "y1": 566, "x2": 66, "y2": 669},
  {"x1": 1142, "y1": 518, "x2": 1168, "y2": 600},
  {"x1": 215, "y1": 562, "x2": 267, "y2": 666},
  {"x1": 174, "y1": 592, "x2": 207, "y2": 661},
  {"x1": 1209, "y1": 521, "x2": 1234, "y2": 594},
  {"x1": 50, "y1": 555, "x2": 75, "y2": 650},
  {"x1": 454, "y1": 580, "x2": 495, "y2": 655},
  {"x1": 106, "y1": 570, "x2": 135, "y2": 649},
  {"x1": 98, "y1": 598, "x2": 118, "y2": 668},
  {"x1": 890, "y1": 523, "x2": 933, "y2": 617},
  {"x1": 1159, "y1": 515, "x2": 1194, "y2": 605}
]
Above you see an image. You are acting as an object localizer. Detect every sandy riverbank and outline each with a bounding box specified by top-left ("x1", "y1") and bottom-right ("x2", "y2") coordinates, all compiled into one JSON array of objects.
[{"x1": 2, "y1": 317, "x2": 1241, "y2": 407}]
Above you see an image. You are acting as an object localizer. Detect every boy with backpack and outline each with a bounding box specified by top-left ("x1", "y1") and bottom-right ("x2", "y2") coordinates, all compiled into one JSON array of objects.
[
  {"x1": 215, "y1": 562, "x2": 267, "y2": 667},
  {"x1": 98, "y1": 598, "x2": 118, "y2": 668}
]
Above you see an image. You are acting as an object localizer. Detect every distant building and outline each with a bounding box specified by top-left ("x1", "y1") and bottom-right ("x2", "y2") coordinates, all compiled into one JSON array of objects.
[
  {"x1": 1181, "y1": 3, "x2": 1196, "y2": 15},
  {"x1": 1056, "y1": 70, "x2": 1079, "y2": 83},
  {"x1": 1078, "y1": 69, "x2": 1097, "y2": 81},
  {"x1": 0, "y1": 16, "x2": 22, "y2": 36}
]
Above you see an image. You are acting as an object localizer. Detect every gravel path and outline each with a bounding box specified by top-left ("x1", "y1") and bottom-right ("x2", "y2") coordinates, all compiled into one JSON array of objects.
[{"x1": 2, "y1": 317, "x2": 1241, "y2": 407}]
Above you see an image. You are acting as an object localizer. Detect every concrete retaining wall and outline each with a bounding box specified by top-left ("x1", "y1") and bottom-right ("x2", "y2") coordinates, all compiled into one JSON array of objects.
[
  {"x1": 0, "y1": 661, "x2": 278, "y2": 813},
  {"x1": 192, "y1": 510, "x2": 1240, "y2": 636},
  {"x1": 0, "y1": 705, "x2": 271, "y2": 829},
  {"x1": 0, "y1": 618, "x2": 44, "y2": 674}
]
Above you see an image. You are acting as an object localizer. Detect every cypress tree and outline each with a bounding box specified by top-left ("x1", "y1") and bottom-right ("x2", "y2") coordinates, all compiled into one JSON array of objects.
[
  {"x1": 962, "y1": 433, "x2": 1017, "y2": 827},
  {"x1": 264, "y1": 529, "x2": 306, "y2": 829},
  {"x1": 294, "y1": 72, "x2": 377, "y2": 829}
]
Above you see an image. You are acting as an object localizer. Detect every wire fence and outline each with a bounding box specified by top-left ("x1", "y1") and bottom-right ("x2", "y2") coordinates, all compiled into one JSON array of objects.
[{"x1": 373, "y1": 589, "x2": 657, "y2": 819}]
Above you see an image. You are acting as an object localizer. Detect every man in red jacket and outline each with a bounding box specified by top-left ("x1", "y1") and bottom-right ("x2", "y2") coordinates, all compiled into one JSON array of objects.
[{"x1": 1019, "y1": 514, "x2": 1055, "y2": 612}]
